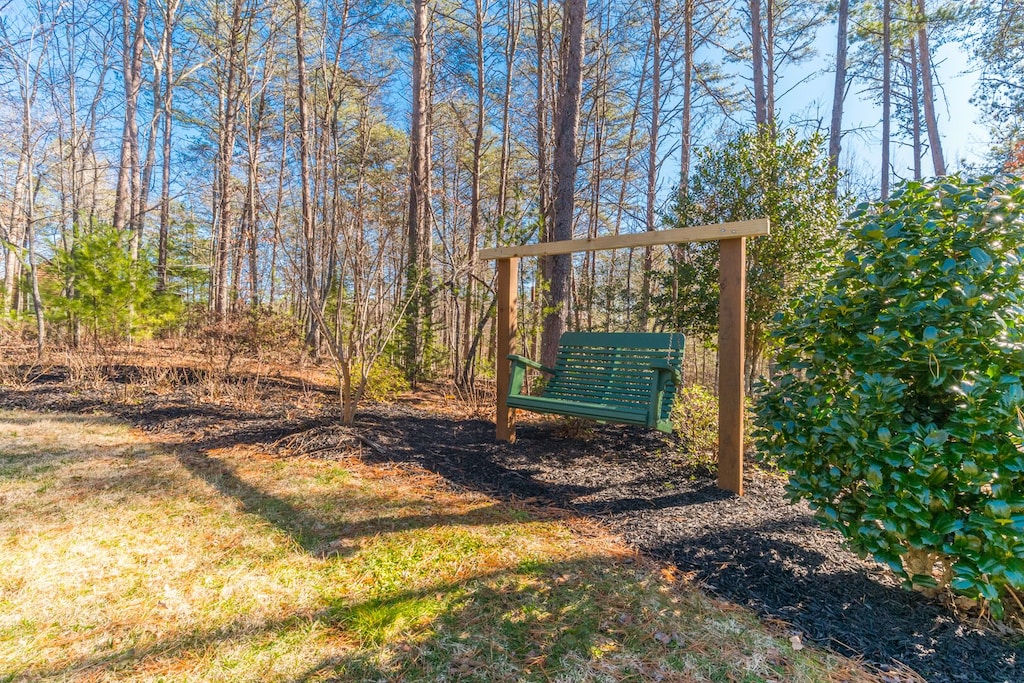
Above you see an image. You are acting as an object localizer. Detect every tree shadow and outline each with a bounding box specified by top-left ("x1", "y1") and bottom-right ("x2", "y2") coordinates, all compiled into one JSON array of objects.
[
  {"x1": 347, "y1": 414, "x2": 601, "y2": 505},
  {"x1": 4, "y1": 377, "x2": 1020, "y2": 682},
  {"x1": 573, "y1": 484, "x2": 734, "y2": 514},
  {"x1": 167, "y1": 443, "x2": 514, "y2": 557},
  {"x1": 11, "y1": 557, "x2": 635, "y2": 682},
  {"x1": 348, "y1": 410, "x2": 1023, "y2": 682}
]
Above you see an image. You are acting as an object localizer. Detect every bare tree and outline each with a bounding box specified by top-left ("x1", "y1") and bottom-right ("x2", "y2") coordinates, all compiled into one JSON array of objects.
[
  {"x1": 205, "y1": 0, "x2": 252, "y2": 317},
  {"x1": 156, "y1": 0, "x2": 181, "y2": 290},
  {"x1": 113, "y1": 0, "x2": 146, "y2": 249},
  {"x1": 0, "y1": 2, "x2": 50, "y2": 350}
]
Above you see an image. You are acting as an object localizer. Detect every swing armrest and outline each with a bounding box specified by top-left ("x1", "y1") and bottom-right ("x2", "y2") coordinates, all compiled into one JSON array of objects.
[
  {"x1": 507, "y1": 355, "x2": 555, "y2": 375},
  {"x1": 507, "y1": 355, "x2": 554, "y2": 398},
  {"x1": 649, "y1": 359, "x2": 682, "y2": 387},
  {"x1": 647, "y1": 360, "x2": 682, "y2": 429}
]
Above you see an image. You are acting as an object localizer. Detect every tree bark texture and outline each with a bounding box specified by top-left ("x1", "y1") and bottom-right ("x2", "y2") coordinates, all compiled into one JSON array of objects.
[
  {"x1": 640, "y1": 0, "x2": 661, "y2": 332},
  {"x1": 828, "y1": 0, "x2": 849, "y2": 170},
  {"x1": 916, "y1": 0, "x2": 945, "y2": 176},
  {"x1": 405, "y1": 0, "x2": 431, "y2": 384},
  {"x1": 540, "y1": 0, "x2": 586, "y2": 368},
  {"x1": 881, "y1": 0, "x2": 891, "y2": 200},
  {"x1": 750, "y1": 0, "x2": 767, "y2": 126}
]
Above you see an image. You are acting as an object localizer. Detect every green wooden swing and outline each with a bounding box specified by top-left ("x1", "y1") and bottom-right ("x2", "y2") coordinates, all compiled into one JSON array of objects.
[
  {"x1": 480, "y1": 217, "x2": 770, "y2": 495},
  {"x1": 505, "y1": 331, "x2": 685, "y2": 433}
]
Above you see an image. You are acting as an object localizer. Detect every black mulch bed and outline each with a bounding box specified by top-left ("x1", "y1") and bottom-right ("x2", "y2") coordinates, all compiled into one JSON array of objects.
[{"x1": 1, "y1": 380, "x2": 1021, "y2": 682}]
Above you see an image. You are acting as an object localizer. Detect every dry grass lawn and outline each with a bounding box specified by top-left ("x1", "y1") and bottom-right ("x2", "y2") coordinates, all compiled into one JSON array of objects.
[{"x1": 0, "y1": 408, "x2": 881, "y2": 682}]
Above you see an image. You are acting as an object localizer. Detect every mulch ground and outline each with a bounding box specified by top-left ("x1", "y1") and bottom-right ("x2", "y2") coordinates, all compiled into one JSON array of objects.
[{"x1": 1, "y1": 371, "x2": 1021, "y2": 683}]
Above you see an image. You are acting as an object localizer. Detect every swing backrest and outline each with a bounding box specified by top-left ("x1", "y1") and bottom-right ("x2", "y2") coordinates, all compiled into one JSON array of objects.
[{"x1": 544, "y1": 331, "x2": 685, "y2": 424}]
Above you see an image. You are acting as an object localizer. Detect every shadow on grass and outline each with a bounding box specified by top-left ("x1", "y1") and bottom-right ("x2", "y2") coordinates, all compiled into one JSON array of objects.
[
  {"x1": 343, "y1": 411, "x2": 1024, "y2": 683},
  {"x1": 5, "y1": 380, "x2": 1019, "y2": 681},
  {"x1": 169, "y1": 446, "x2": 516, "y2": 557},
  {"x1": 9, "y1": 557, "x2": 645, "y2": 683},
  {"x1": 140, "y1": 412, "x2": 606, "y2": 559},
  {"x1": 0, "y1": 412, "x2": 125, "y2": 428}
]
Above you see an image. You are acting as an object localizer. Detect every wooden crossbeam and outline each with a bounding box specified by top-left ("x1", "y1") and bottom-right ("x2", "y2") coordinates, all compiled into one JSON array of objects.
[{"x1": 479, "y1": 218, "x2": 769, "y2": 260}]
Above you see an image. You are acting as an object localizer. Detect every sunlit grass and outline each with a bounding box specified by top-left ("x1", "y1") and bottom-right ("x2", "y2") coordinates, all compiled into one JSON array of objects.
[{"x1": 0, "y1": 409, "x2": 883, "y2": 682}]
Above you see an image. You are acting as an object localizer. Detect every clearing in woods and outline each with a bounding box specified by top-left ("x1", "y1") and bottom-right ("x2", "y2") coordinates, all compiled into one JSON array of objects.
[{"x1": 0, "y1": 408, "x2": 879, "y2": 682}]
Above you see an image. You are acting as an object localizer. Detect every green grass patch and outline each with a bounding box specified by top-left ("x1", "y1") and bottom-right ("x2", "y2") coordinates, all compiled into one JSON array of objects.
[{"x1": 0, "y1": 409, "x2": 881, "y2": 682}]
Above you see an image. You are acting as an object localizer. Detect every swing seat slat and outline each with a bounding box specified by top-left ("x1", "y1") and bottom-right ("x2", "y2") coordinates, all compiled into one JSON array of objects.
[{"x1": 506, "y1": 331, "x2": 685, "y2": 433}]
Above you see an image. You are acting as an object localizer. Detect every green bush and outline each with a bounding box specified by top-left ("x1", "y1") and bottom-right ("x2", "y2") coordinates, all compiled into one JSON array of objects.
[
  {"x1": 672, "y1": 385, "x2": 719, "y2": 467},
  {"x1": 755, "y1": 175, "x2": 1024, "y2": 615},
  {"x1": 46, "y1": 224, "x2": 181, "y2": 341},
  {"x1": 362, "y1": 357, "x2": 411, "y2": 401}
]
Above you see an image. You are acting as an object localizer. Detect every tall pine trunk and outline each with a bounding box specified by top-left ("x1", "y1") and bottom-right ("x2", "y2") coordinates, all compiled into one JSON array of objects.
[
  {"x1": 404, "y1": 0, "x2": 431, "y2": 385},
  {"x1": 910, "y1": 38, "x2": 923, "y2": 180},
  {"x1": 157, "y1": 0, "x2": 178, "y2": 291},
  {"x1": 540, "y1": 0, "x2": 586, "y2": 368},
  {"x1": 916, "y1": 0, "x2": 945, "y2": 176},
  {"x1": 828, "y1": 0, "x2": 849, "y2": 172},
  {"x1": 640, "y1": 0, "x2": 660, "y2": 332},
  {"x1": 750, "y1": 0, "x2": 767, "y2": 126},
  {"x1": 681, "y1": 0, "x2": 693, "y2": 187},
  {"x1": 295, "y1": 0, "x2": 319, "y2": 354},
  {"x1": 881, "y1": 0, "x2": 891, "y2": 200}
]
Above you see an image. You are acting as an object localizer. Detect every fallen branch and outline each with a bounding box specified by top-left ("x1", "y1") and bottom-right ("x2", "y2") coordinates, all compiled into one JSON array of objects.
[{"x1": 355, "y1": 433, "x2": 388, "y2": 456}]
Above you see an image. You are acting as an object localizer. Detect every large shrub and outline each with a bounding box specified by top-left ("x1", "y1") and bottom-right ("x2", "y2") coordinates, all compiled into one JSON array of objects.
[{"x1": 755, "y1": 176, "x2": 1024, "y2": 614}]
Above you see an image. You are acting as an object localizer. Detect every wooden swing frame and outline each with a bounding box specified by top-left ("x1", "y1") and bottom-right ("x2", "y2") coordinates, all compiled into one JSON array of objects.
[{"x1": 479, "y1": 218, "x2": 770, "y2": 495}]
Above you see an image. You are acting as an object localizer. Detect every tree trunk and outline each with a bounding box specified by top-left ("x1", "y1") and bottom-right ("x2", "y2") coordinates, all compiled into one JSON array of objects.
[
  {"x1": 910, "y1": 38, "x2": 922, "y2": 180},
  {"x1": 750, "y1": 0, "x2": 767, "y2": 126},
  {"x1": 533, "y1": 0, "x2": 551, "y2": 312},
  {"x1": 828, "y1": 0, "x2": 849, "y2": 173},
  {"x1": 211, "y1": 0, "x2": 246, "y2": 318},
  {"x1": 295, "y1": 0, "x2": 319, "y2": 355},
  {"x1": 405, "y1": 0, "x2": 431, "y2": 385},
  {"x1": 916, "y1": 0, "x2": 945, "y2": 176},
  {"x1": 765, "y1": 0, "x2": 775, "y2": 127},
  {"x1": 540, "y1": 0, "x2": 586, "y2": 368},
  {"x1": 2, "y1": 145, "x2": 27, "y2": 317},
  {"x1": 114, "y1": 0, "x2": 146, "y2": 248},
  {"x1": 460, "y1": 0, "x2": 486, "y2": 389},
  {"x1": 26, "y1": 175, "x2": 45, "y2": 357},
  {"x1": 681, "y1": 0, "x2": 694, "y2": 187},
  {"x1": 640, "y1": 0, "x2": 660, "y2": 332},
  {"x1": 137, "y1": 60, "x2": 161, "y2": 262},
  {"x1": 496, "y1": 0, "x2": 521, "y2": 236},
  {"x1": 157, "y1": 0, "x2": 178, "y2": 291},
  {"x1": 881, "y1": 0, "x2": 891, "y2": 200}
]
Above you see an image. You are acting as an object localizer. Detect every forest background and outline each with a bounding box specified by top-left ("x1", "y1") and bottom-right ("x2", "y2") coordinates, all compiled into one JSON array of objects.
[{"x1": 1, "y1": 0, "x2": 1021, "y2": 418}]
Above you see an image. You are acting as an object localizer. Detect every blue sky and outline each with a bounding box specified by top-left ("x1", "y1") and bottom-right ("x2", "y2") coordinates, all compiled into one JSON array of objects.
[{"x1": 782, "y1": 25, "x2": 989, "y2": 189}]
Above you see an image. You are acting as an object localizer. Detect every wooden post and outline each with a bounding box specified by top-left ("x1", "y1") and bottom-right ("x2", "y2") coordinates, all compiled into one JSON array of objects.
[
  {"x1": 496, "y1": 257, "x2": 518, "y2": 442},
  {"x1": 718, "y1": 238, "x2": 745, "y2": 495}
]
